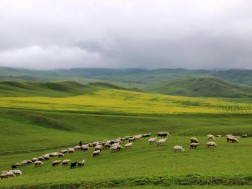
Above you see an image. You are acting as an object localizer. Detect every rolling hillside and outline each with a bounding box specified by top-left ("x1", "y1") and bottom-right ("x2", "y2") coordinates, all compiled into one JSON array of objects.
[
  {"x1": 146, "y1": 77, "x2": 252, "y2": 98},
  {"x1": 0, "y1": 81, "x2": 136, "y2": 97},
  {"x1": 0, "y1": 81, "x2": 251, "y2": 188}
]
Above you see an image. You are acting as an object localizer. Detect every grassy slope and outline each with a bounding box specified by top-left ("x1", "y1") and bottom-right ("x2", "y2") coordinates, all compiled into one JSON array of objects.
[
  {"x1": 0, "y1": 81, "x2": 136, "y2": 97},
  {"x1": 146, "y1": 77, "x2": 252, "y2": 98},
  {"x1": 0, "y1": 86, "x2": 251, "y2": 188},
  {"x1": 1, "y1": 89, "x2": 252, "y2": 114},
  {"x1": 0, "y1": 110, "x2": 251, "y2": 188}
]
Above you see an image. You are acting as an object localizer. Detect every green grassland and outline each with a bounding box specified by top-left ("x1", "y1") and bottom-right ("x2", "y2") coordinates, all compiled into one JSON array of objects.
[{"x1": 0, "y1": 83, "x2": 251, "y2": 188}]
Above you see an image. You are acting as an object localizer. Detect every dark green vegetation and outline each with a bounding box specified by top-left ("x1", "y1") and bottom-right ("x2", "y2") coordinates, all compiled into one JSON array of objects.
[
  {"x1": 146, "y1": 77, "x2": 252, "y2": 97},
  {"x1": 0, "y1": 109, "x2": 251, "y2": 188},
  {"x1": 0, "y1": 81, "x2": 134, "y2": 97},
  {"x1": 1, "y1": 67, "x2": 252, "y2": 86},
  {"x1": 1, "y1": 67, "x2": 252, "y2": 98}
]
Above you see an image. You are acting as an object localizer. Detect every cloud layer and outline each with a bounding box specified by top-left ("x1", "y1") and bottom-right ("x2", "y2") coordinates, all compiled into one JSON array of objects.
[{"x1": 1, "y1": 0, "x2": 252, "y2": 70}]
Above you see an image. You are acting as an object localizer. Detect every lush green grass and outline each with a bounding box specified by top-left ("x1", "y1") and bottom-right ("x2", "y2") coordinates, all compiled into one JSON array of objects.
[
  {"x1": 146, "y1": 77, "x2": 252, "y2": 98},
  {"x1": 0, "y1": 84, "x2": 251, "y2": 188},
  {"x1": 0, "y1": 109, "x2": 251, "y2": 188}
]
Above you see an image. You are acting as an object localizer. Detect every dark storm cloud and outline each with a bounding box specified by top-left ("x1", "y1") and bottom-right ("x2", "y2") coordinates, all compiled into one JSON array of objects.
[{"x1": 0, "y1": 0, "x2": 252, "y2": 70}]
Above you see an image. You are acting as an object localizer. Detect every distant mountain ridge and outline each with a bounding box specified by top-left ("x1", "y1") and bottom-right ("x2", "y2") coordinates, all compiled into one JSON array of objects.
[
  {"x1": 1, "y1": 67, "x2": 252, "y2": 87},
  {"x1": 146, "y1": 77, "x2": 252, "y2": 98}
]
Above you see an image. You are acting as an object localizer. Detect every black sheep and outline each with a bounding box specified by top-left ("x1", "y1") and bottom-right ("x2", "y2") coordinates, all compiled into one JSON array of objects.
[{"x1": 70, "y1": 162, "x2": 77, "y2": 169}]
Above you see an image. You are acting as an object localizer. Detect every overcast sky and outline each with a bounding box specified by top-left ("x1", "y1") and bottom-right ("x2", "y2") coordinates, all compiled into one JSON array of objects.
[{"x1": 0, "y1": 0, "x2": 252, "y2": 70}]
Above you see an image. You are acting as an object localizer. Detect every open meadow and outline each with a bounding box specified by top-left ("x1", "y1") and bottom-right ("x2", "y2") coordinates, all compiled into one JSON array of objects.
[{"x1": 0, "y1": 88, "x2": 251, "y2": 188}]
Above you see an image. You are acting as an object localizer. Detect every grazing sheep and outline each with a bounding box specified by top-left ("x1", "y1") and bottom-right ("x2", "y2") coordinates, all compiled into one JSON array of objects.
[
  {"x1": 226, "y1": 136, "x2": 239, "y2": 143},
  {"x1": 78, "y1": 160, "x2": 85, "y2": 167},
  {"x1": 242, "y1": 134, "x2": 248, "y2": 138},
  {"x1": 110, "y1": 145, "x2": 123, "y2": 152},
  {"x1": 9, "y1": 170, "x2": 22, "y2": 176},
  {"x1": 11, "y1": 165, "x2": 17, "y2": 170},
  {"x1": 173, "y1": 145, "x2": 185, "y2": 152},
  {"x1": 20, "y1": 160, "x2": 32, "y2": 166},
  {"x1": 157, "y1": 131, "x2": 170, "y2": 138},
  {"x1": 93, "y1": 150, "x2": 101, "y2": 157},
  {"x1": 68, "y1": 148, "x2": 75, "y2": 153},
  {"x1": 190, "y1": 143, "x2": 200, "y2": 149},
  {"x1": 95, "y1": 145, "x2": 103, "y2": 151},
  {"x1": 148, "y1": 137, "x2": 157, "y2": 144},
  {"x1": 81, "y1": 145, "x2": 89, "y2": 151},
  {"x1": 31, "y1": 158, "x2": 38, "y2": 162},
  {"x1": 42, "y1": 154, "x2": 50, "y2": 160},
  {"x1": 206, "y1": 141, "x2": 217, "y2": 148},
  {"x1": 62, "y1": 159, "x2": 71, "y2": 166},
  {"x1": 207, "y1": 134, "x2": 215, "y2": 140},
  {"x1": 128, "y1": 137, "x2": 135, "y2": 143},
  {"x1": 34, "y1": 161, "x2": 44, "y2": 167},
  {"x1": 61, "y1": 149, "x2": 68, "y2": 154},
  {"x1": 125, "y1": 142, "x2": 133, "y2": 148},
  {"x1": 190, "y1": 137, "x2": 199, "y2": 143},
  {"x1": 142, "y1": 133, "x2": 151, "y2": 137},
  {"x1": 49, "y1": 152, "x2": 59, "y2": 157},
  {"x1": 157, "y1": 138, "x2": 167, "y2": 145},
  {"x1": 38, "y1": 156, "x2": 45, "y2": 161},
  {"x1": 70, "y1": 162, "x2": 77, "y2": 169},
  {"x1": 58, "y1": 153, "x2": 64, "y2": 158},
  {"x1": 104, "y1": 142, "x2": 111, "y2": 148},
  {"x1": 0, "y1": 171, "x2": 16, "y2": 179},
  {"x1": 134, "y1": 135, "x2": 142, "y2": 140},
  {"x1": 74, "y1": 145, "x2": 82, "y2": 151},
  {"x1": 52, "y1": 160, "x2": 61, "y2": 167}
]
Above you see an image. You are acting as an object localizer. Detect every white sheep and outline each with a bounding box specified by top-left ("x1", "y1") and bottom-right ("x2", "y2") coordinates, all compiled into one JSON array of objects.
[
  {"x1": 157, "y1": 138, "x2": 167, "y2": 145},
  {"x1": 125, "y1": 142, "x2": 133, "y2": 148},
  {"x1": 81, "y1": 145, "x2": 89, "y2": 151},
  {"x1": 9, "y1": 170, "x2": 22, "y2": 176},
  {"x1": 34, "y1": 161, "x2": 44, "y2": 167},
  {"x1": 173, "y1": 145, "x2": 185, "y2": 152},
  {"x1": 93, "y1": 150, "x2": 101, "y2": 157},
  {"x1": 61, "y1": 159, "x2": 71, "y2": 166},
  {"x1": 52, "y1": 160, "x2": 61, "y2": 167},
  {"x1": 68, "y1": 148, "x2": 75, "y2": 153},
  {"x1": 57, "y1": 153, "x2": 64, "y2": 158},
  {"x1": 78, "y1": 160, "x2": 85, "y2": 167},
  {"x1": 61, "y1": 149, "x2": 68, "y2": 154},
  {"x1": 148, "y1": 137, "x2": 157, "y2": 144},
  {"x1": 207, "y1": 134, "x2": 216, "y2": 140},
  {"x1": 31, "y1": 158, "x2": 38, "y2": 162},
  {"x1": 49, "y1": 152, "x2": 59, "y2": 157},
  {"x1": 74, "y1": 145, "x2": 82, "y2": 150},
  {"x1": 0, "y1": 171, "x2": 16, "y2": 179},
  {"x1": 226, "y1": 136, "x2": 239, "y2": 143},
  {"x1": 206, "y1": 141, "x2": 217, "y2": 148},
  {"x1": 190, "y1": 142, "x2": 200, "y2": 149},
  {"x1": 190, "y1": 137, "x2": 199, "y2": 143},
  {"x1": 110, "y1": 145, "x2": 123, "y2": 152},
  {"x1": 95, "y1": 145, "x2": 103, "y2": 151}
]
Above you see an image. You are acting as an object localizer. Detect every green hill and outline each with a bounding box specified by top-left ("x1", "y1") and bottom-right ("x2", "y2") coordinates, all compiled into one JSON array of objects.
[{"x1": 146, "y1": 77, "x2": 252, "y2": 98}]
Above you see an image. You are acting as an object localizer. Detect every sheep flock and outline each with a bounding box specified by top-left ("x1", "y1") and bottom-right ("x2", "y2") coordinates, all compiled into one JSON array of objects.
[{"x1": 1, "y1": 132, "x2": 248, "y2": 179}]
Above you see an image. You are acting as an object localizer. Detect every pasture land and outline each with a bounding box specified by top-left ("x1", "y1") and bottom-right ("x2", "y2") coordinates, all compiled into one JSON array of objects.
[{"x1": 0, "y1": 88, "x2": 251, "y2": 188}]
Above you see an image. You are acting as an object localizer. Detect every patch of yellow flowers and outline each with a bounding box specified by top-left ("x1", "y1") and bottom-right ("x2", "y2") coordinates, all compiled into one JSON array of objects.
[{"x1": 0, "y1": 89, "x2": 251, "y2": 114}]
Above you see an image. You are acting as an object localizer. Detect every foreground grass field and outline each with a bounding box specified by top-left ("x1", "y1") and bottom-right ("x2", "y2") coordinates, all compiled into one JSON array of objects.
[{"x1": 0, "y1": 88, "x2": 251, "y2": 188}]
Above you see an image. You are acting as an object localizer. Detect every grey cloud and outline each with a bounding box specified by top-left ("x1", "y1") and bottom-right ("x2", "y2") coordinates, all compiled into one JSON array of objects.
[{"x1": 0, "y1": 0, "x2": 252, "y2": 70}]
